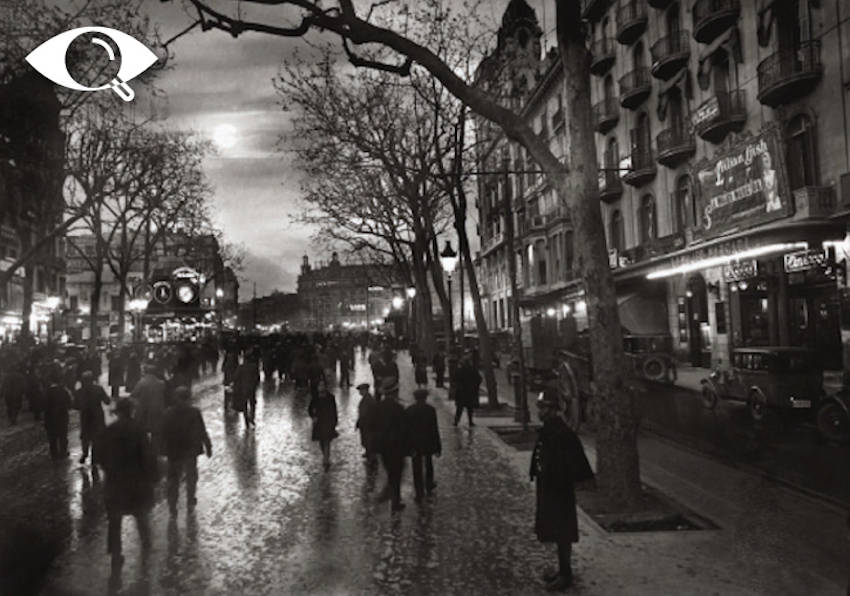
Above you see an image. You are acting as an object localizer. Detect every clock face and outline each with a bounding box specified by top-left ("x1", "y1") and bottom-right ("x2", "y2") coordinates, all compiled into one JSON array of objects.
[
  {"x1": 177, "y1": 284, "x2": 195, "y2": 304},
  {"x1": 153, "y1": 282, "x2": 172, "y2": 304}
]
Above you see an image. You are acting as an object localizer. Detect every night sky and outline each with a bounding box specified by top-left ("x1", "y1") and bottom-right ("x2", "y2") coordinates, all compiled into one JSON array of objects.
[{"x1": 140, "y1": 0, "x2": 555, "y2": 295}]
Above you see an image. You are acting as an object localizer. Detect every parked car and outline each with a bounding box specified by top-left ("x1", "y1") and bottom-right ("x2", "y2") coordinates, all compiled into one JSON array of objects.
[
  {"x1": 700, "y1": 347, "x2": 825, "y2": 421},
  {"x1": 816, "y1": 376, "x2": 850, "y2": 444}
]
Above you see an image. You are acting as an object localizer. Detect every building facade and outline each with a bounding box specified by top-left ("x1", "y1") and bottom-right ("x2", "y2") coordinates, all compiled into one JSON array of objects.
[
  {"x1": 296, "y1": 253, "x2": 401, "y2": 331},
  {"x1": 476, "y1": 0, "x2": 850, "y2": 370}
]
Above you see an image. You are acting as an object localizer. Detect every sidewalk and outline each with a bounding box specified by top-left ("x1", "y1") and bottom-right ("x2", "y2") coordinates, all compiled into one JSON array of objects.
[{"x1": 420, "y1": 356, "x2": 848, "y2": 595}]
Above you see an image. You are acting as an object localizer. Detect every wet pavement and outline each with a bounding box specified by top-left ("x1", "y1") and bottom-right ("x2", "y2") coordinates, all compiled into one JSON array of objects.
[
  {"x1": 638, "y1": 382, "x2": 850, "y2": 506},
  {"x1": 2, "y1": 354, "x2": 573, "y2": 595}
]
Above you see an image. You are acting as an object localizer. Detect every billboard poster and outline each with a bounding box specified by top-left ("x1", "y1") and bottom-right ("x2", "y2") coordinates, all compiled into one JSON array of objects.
[{"x1": 693, "y1": 127, "x2": 790, "y2": 238}]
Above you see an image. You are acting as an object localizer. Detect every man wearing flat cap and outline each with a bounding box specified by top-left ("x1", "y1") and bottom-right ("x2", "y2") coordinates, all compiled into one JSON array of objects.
[
  {"x1": 373, "y1": 376, "x2": 407, "y2": 512},
  {"x1": 405, "y1": 389, "x2": 441, "y2": 502},
  {"x1": 74, "y1": 370, "x2": 110, "y2": 467},
  {"x1": 355, "y1": 383, "x2": 378, "y2": 463},
  {"x1": 530, "y1": 388, "x2": 594, "y2": 591}
]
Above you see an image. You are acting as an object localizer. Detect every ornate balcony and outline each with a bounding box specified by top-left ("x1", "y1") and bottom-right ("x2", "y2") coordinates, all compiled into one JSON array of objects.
[
  {"x1": 618, "y1": 67, "x2": 652, "y2": 110},
  {"x1": 616, "y1": 0, "x2": 648, "y2": 45},
  {"x1": 692, "y1": 0, "x2": 740, "y2": 44},
  {"x1": 590, "y1": 37, "x2": 616, "y2": 76},
  {"x1": 650, "y1": 32, "x2": 691, "y2": 80},
  {"x1": 545, "y1": 206, "x2": 570, "y2": 227},
  {"x1": 757, "y1": 40, "x2": 823, "y2": 108},
  {"x1": 648, "y1": 0, "x2": 674, "y2": 8},
  {"x1": 581, "y1": 0, "x2": 610, "y2": 22},
  {"x1": 598, "y1": 165, "x2": 623, "y2": 204},
  {"x1": 592, "y1": 97, "x2": 620, "y2": 134},
  {"x1": 792, "y1": 185, "x2": 836, "y2": 220},
  {"x1": 692, "y1": 90, "x2": 746, "y2": 143},
  {"x1": 622, "y1": 145, "x2": 656, "y2": 187},
  {"x1": 656, "y1": 126, "x2": 695, "y2": 167}
]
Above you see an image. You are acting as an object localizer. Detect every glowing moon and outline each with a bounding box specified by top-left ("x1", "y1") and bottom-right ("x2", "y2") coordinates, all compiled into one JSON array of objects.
[{"x1": 212, "y1": 123, "x2": 238, "y2": 149}]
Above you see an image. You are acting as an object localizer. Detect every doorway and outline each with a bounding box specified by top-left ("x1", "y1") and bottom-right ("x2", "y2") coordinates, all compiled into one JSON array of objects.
[{"x1": 686, "y1": 274, "x2": 710, "y2": 367}]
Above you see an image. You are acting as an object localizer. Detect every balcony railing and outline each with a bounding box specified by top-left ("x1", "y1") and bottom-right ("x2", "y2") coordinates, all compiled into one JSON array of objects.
[
  {"x1": 692, "y1": 0, "x2": 740, "y2": 44},
  {"x1": 792, "y1": 185, "x2": 836, "y2": 220},
  {"x1": 616, "y1": 0, "x2": 648, "y2": 45},
  {"x1": 650, "y1": 31, "x2": 691, "y2": 80},
  {"x1": 598, "y1": 163, "x2": 623, "y2": 204},
  {"x1": 656, "y1": 125, "x2": 695, "y2": 167},
  {"x1": 648, "y1": 0, "x2": 674, "y2": 8},
  {"x1": 590, "y1": 37, "x2": 616, "y2": 76},
  {"x1": 619, "y1": 67, "x2": 652, "y2": 109},
  {"x1": 581, "y1": 0, "x2": 610, "y2": 22},
  {"x1": 592, "y1": 97, "x2": 620, "y2": 134},
  {"x1": 622, "y1": 145, "x2": 657, "y2": 187},
  {"x1": 757, "y1": 40, "x2": 823, "y2": 107},
  {"x1": 692, "y1": 89, "x2": 746, "y2": 143},
  {"x1": 545, "y1": 206, "x2": 570, "y2": 227}
]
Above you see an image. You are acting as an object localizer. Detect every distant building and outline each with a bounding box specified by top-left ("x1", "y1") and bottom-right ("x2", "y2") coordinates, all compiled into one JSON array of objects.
[
  {"x1": 296, "y1": 253, "x2": 402, "y2": 331},
  {"x1": 238, "y1": 291, "x2": 308, "y2": 331}
]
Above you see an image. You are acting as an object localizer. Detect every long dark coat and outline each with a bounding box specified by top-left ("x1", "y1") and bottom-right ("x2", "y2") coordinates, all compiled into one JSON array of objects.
[
  {"x1": 530, "y1": 417, "x2": 594, "y2": 543},
  {"x1": 453, "y1": 364, "x2": 482, "y2": 409},
  {"x1": 308, "y1": 392, "x2": 338, "y2": 442},
  {"x1": 373, "y1": 398, "x2": 407, "y2": 456},
  {"x1": 43, "y1": 383, "x2": 71, "y2": 436},
  {"x1": 99, "y1": 417, "x2": 157, "y2": 514},
  {"x1": 356, "y1": 393, "x2": 378, "y2": 451},
  {"x1": 75, "y1": 385, "x2": 109, "y2": 441},
  {"x1": 404, "y1": 402, "x2": 441, "y2": 456}
]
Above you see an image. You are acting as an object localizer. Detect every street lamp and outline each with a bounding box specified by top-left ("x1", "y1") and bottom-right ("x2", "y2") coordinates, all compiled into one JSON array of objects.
[
  {"x1": 128, "y1": 298, "x2": 149, "y2": 342},
  {"x1": 391, "y1": 296, "x2": 404, "y2": 310},
  {"x1": 406, "y1": 286, "x2": 416, "y2": 344},
  {"x1": 439, "y1": 240, "x2": 458, "y2": 393}
]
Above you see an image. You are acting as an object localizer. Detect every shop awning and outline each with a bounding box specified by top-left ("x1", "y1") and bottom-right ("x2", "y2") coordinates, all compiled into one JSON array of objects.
[{"x1": 617, "y1": 292, "x2": 668, "y2": 336}]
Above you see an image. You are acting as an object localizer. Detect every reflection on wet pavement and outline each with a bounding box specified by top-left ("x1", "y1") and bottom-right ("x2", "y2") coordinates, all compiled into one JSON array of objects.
[{"x1": 4, "y1": 355, "x2": 562, "y2": 595}]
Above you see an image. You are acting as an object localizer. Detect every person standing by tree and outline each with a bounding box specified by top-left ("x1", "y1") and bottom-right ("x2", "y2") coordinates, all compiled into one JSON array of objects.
[
  {"x1": 452, "y1": 355, "x2": 481, "y2": 427},
  {"x1": 162, "y1": 386, "x2": 212, "y2": 516},
  {"x1": 309, "y1": 378, "x2": 338, "y2": 471},
  {"x1": 99, "y1": 398, "x2": 157, "y2": 572},
  {"x1": 530, "y1": 388, "x2": 594, "y2": 591},
  {"x1": 405, "y1": 388, "x2": 441, "y2": 502},
  {"x1": 432, "y1": 347, "x2": 446, "y2": 389}
]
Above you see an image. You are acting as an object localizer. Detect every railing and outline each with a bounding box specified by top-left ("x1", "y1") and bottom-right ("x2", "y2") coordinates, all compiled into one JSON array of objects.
[
  {"x1": 617, "y1": 0, "x2": 648, "y2": 32},
  {"x1": 692, "y1": 90, "x2": 746, "y2": 138},
  {"x1": 693, "y1": 0, "x2": 740, "y2": 34},
  {"x1": 592, "y1": 96, "x2": 619, "y2": 131},
  {"x1": 619, "y1": 67, "x2": 652, "y2": 97},
  {"x1": 590, "y1": 37, "x2": 616, "y2": 73},
  {"x1": 757, "y1": 40, "x2": 822, "y2": 97},
  {"x1": 630, "y1": 144, "x2": 655, "y2": 172},
  {"x1": 650, "y1": 31, "x2": 691, "y2": 65},
  {"x1": 792, "y1": 185, "x2": 836, "y2": 219},
  {"x1": 656, "y1": 125, "x2": 695, "y2": 160}
]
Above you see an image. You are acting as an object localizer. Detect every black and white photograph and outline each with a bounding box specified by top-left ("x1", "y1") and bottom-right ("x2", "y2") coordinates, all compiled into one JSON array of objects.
[{"x1": 0, "y1": 0, "x2": 849, "y2": 594}]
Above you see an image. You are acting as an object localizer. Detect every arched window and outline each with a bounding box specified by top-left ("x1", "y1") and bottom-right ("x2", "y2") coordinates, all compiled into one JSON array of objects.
[
  {"x1": 639, "y1": 195, "x2": 657, "y2": 244},
  {"x1": 603, "y1": 74, "x2": 614, "y2": 102},
  {"x1": 786, "y1": 114, "x2": 818, "y2": 190},
  {"x1": 674, "y1": 175, "x2": 693, "y2": 232},
  {"x1": 606, "y1": 136, "x2": 619, "y2": 167},
  {"x1": 666, "y1": 3, "x2": 681, "y2": 36},
  {"x1": 633, "y1": 41, "x2": 645, "y2": 69},
  {"x1": 610, "y1": 210, "x2": 625, "y2": 253},
  {"x1": 601, "y1": 16, "x2": 610, "y2": 41}
]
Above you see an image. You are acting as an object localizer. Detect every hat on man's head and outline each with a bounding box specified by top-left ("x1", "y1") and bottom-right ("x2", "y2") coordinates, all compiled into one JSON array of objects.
[
  {"x1": 380, "y1": 376, "x2": 399, "y2": 394},
  {"x1": 356, "y1": 383, "x2": 370, "y2": 391},
  {"x1": 413, "y1": 388, "x2": 429, "y2": 400}
]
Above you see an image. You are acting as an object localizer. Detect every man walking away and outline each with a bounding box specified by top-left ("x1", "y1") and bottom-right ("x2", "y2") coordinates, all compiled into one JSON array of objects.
[
  {"x1": 1, "y1": 366, "x2": 26, "y2": 425},
  {"x1": 355, "y1": 383, "x2": 378, "y2": 464},
  {"x1": 132, "y1": 363, "x2": 167, "y2": 457},
  {"x1": 432, "y1": 348, "x2": 446, "y2": 389},
  {"x1": 162, "y1": 386, "x2": 212, "y2": 516},
  {"x1": 75, "y1": 371, "x2": 110, "y2": 467},
  {"x1": 452, "y1": 355, "x2": 481, "y2": 427},
  {"x1": 531, "y1": 388, "x2": 594, "y2": 592},
  {"x1": 99, "y1": 398, "x2": 158, "y2": 572},
  {"x1": 374, "y1": 377, "x2": 407, "y2": 512},
  {"x1": 43, "y1": 370, "x2": 72, "y2": 459},
  {"x1": 405, "y1": 389, "x2": 441, "y2": 502}
]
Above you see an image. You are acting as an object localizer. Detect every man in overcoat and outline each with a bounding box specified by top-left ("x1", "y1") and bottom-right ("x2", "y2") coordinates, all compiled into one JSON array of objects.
[
  {"x1": 162, "y1": 386, "x2": 212, "y2": 515},
  {"x1": 373, "y1": 377, "x2": 407, "y2": 512},
  {"x1": 432, "y1": 348, "x2": 446, "y2": 388},
  {"x1": 75, "y1": 371, "x2": 109, "y2": 466},
  {"x1": 452, "y1": 355, "x2": 481, "y2": 427},
  {"x1": 131, "y1": 363, "x2": 167, "y2": 456},
  {"x1": 405, "y1": 388, "x2": 441, "y2": 501},
  {"x1": 99, "y1": 398, "x2": 158, "y2": 571},
  {"x1": 355, "y1": 382, "x2": 378, "y2": 463},
  {"x1": 43, "y1": 370, "x2": 72, "y2": 459},
  {"x1": 530, "y1": 388, "x2": 594, "y2": 591}
]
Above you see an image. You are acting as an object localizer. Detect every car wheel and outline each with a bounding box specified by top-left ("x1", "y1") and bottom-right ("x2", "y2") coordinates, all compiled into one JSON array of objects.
[
  {"x1": 701, "y1": 385, "x2": 718, "y2": 410},
  {"x1": 641, "y1": 356, "x2": 667, "y2": 382},
  {"x1": 749, "y1": 392, "x2": 766, "y2": 421},
  {"x1": 816, "y1": 401, "x2": 850, "y2": 444}
]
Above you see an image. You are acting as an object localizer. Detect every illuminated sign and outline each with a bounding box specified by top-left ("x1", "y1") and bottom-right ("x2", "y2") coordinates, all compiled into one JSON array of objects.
[
  {"x1": 723, "y1": 260, "x2": 758, "y2": 282},
  {"x1": 784, "y1": 249, "x2": 828, "y2": 273},
  {"x1": 349, "y1": 304, "x2": 367, "y2": 312}
]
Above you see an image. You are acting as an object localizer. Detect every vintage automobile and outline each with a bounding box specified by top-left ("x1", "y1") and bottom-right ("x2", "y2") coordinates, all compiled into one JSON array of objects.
[
  {"x1": 816, "y1": 380, "x2": 850, "y2": 444},
  {"x1": 699, "y1": 347, "x2": 825, "y2": 421}
]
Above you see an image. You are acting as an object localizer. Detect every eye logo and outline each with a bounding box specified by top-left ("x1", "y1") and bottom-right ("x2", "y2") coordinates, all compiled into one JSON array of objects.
[{"x1": 25, "y1": 27, "x2": 157, "y2": 102}]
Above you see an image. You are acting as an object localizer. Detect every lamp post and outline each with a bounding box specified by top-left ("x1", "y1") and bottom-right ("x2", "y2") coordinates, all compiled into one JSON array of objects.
[
  {"x1": 406, "y1": 285, "x2": 416, "y2": 344},
  {"x1": 439, "y1": 240, "x2": 458, "y2": 393},
  {"x1": 128, "y1": 298, "x2": 149, "y2": 342}
]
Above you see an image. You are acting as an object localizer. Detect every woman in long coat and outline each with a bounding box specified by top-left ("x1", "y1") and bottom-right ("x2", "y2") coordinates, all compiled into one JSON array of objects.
[
  {"x1": 308, "y1": 378, "x2": 338, "y2": 471},
  {"x1": 530, "y1": 388, "x2": 594, "y2": 591}
]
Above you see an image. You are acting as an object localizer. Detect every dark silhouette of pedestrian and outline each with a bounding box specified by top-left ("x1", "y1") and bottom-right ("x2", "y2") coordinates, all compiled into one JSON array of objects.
[
  {"x1": 309, "y1": 378, "x2": 339, "y2": 471},
  {"x1": 374, "y1": 377, "x2": 407, "y2": 512},
  {"x1": 414, "y1": 360, "x2": 427, "y2": 388},
  {"x1": 355, "y1": 383, "x2": 378, "y2": 463},
  {"x1": 162, "y1": 386, "x2": 212, "y2": 516},
  {"x1": 99, "y1": 398, "x2": 157, "y2": 572},
  {"x1": 43, "y1": 371, "x2": 72, "y2": 459},
  {"x1": 108, "y1": 349, "x2": 125, "y2": 399},
  {"x1": 74, "y1": 371, "x2": 109, "y2": 466},
  {"x1": 339, "y1": 348, "x2": 351, "y2": 388},
  {"x1": 235, "y1": 354, "x2": 260, "y2": 427},
  {"x1": 452, "y1": 356, "x2": 481, "y2": 427},
  {"x1": 405, "y1": 389, "x2": 441, "y2": 502},
  {"x1": 1, "y1": 367, "x2": 26, "y2": 425},
  {"x1": 222, "y1": 349, "x2": 239, "y2": 385},
  {"x1": 131, "y1": 363, "x2": 167, "y2": 457},
  {"x1": 530, "y1": 389, "x2": 594, "y2": 592},
  {"x1": 432, "y1": 348, "x2": 446, "y2": 388},
  {"x1": 124, "y1": 348, "x2": 141, "y2": 393}
]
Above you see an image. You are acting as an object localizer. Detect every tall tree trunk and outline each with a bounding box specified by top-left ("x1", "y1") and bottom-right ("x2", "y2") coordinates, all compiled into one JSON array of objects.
[
  {"x1": 116, "y1": 278, "x2": 127, "y2": 344},
  {"x1": 89, "y1": 266, "x2": 102, "y2": 347},
  {"x1": 426, "y1": 234, "x2": 452, "y2": 354},
  {"x1": 17, "y1": 225, "x2": 33, "y2": 341},
  {"x1": 411, "y1": 254, "x2": 436, "y2": 360},
  {"x1": 556, "y1": 3, "x2": 640, "y2": 507}
]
